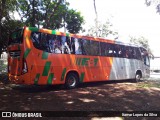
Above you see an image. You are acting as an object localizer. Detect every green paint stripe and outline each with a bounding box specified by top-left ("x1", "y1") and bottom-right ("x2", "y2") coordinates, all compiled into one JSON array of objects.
[
  {"x1": 66, "y1": 33, "x2": 70, "y2": 37},
  {"x1": 94, "y1": 58, "x2": 98, "y2": 66},
  {"x1": 29, "y1": 27, "x2": 39, "y2": 32},
  {"x1": 47, "y1": 73, "x2": 54, "y2": 84},
  {"x1": 34, "y1": 73, "x2": 40, "y2": 84},
  {"x1": 52, "y1": 30, "x2": 56, "y2": 34},
  {"x1": 80, "y1": 72, "x2": 85, "y2": 83},
  {"x1": 24, "y1": 48, "x2": 31, "y2": 59},
  {"x1": 42, "y1": 61, "x2": 51, "y2": 76},
  {"x1": 42, "y1": 51, "x2": 48, "y2": 59},
  {"x1": 61, "y1": 68, "x2": 67, "y2": 81}
]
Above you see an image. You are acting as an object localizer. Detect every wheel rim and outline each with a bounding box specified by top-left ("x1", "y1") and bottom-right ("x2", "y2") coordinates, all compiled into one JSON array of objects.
[
  {"x1": 68, "y1": 76, "x2": 76, "y2": 87},
  {"x1": 136, "y1": 74, "x2": 140, "y2": 81}
]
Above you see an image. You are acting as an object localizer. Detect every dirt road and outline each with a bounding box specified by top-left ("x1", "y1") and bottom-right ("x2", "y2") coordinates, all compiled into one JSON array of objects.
[{"x1": 0, "y1": 78, "x2": 160, "y2": 120}]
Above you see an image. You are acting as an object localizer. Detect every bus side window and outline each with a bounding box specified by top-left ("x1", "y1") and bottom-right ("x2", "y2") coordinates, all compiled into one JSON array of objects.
[
  {"x1": 48, "y1": 34, "x2": 56, "y2": 53},
  {"x1": 40, "y1": 33, "x2": 50, "y2": 52},
  {"x1": 125, "y1": 46, "x2": 131, "y2": 58},
  {"x1": 61, "y1": 36, "x2": 71, "y2": 54},
  {"x1": 81, "y1": 39, "x2": 90, "y2": 55},
  {"x1": 54, "y1": 35, "x2": 62, "y2": 54},
  {"x1": 135, "y1": 47, "x2": 142, "y2": 60},
  {"x1": 31, "y1": 32, "x2": 41, "y2": 49},
  {"x1": 114, "y1": 44, "x2": 121, "y2": 57},
  {"x1": 100, "y1": 42, "x2": 107, "y2": 56},
  {"x1": 117, "y1": 45, "x2": 123, "y2": 58},
  {"x1": 132, "y1": 47, "x2": 136, "y2": 59},
  {"x1": 71, "y1": 37, "x2": 75, "y2": 54},
  {"x1": 129, "y1": 47, "x2": 134, "y2": 59},
  {"x1": 108, "y1": 43, "x2": 114, "y2": 57},
  {"x1": 90, "y1": 40, "x2": 100, "y2": 56},
  {"x1": 74, "y1": 38, "x2": 82, "y2": 55}
]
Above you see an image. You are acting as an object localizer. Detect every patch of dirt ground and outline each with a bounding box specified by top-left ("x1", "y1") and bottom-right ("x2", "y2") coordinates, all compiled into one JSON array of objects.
[{"x1": 0, "y1": 77, "x2": 160, "y2": 120}]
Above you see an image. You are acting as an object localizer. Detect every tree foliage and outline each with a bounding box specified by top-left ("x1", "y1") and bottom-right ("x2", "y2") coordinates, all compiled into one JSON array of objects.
[
  {"x1": 145, "y1": 0, "x2": 160, "y2": 14},
  {"x1": 65, "y1": 9, "x2": 84, "y2": 33},
  {"x1": 129, "y1": 36, "x2": 154, "y2": 57},
  {"x1": 0, "y1": 0, "x2": 22, "y2": 55},
  {"x1": 87, "y1": 20, "x2": 118, "y2": 38},
  {"x1": 16, "y1": 0, "x2": 84, "y2": 32},
  {"x1": 0, "y1": 0, "x2": 84, "y2": 56}
]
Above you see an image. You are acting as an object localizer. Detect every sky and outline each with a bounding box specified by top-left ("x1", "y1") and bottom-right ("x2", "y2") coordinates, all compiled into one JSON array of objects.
[{"x1": 68, "y1": 0, "x2": 160, "y2": 57}]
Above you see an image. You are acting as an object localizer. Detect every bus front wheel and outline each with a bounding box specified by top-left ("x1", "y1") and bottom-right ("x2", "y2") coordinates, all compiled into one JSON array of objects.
[
  {"x1": 65, "y1": 73, "x2": 79, "y2": 89},
  {"x1": 134, "y1": 73, "x2": 141, "y2": 82}
]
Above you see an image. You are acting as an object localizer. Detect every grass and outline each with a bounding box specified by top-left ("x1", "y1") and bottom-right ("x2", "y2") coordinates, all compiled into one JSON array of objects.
[{"x1": 137, "y1": 80, "x2": 160, "y2": 88}]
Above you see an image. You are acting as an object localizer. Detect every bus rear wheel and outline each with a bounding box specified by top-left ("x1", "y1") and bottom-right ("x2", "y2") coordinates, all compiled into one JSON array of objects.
[{"x1": 65, "y1": 73, "x2": 79, "y2": 89}]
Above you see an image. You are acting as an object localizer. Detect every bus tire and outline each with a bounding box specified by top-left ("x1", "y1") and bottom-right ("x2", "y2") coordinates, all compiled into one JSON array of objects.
[
  {"x1": 65, "y1": 73, "x2": 79, "y2": 89},
  {"x1": 134, "y1": 72, "x2": 142, "y2": 82}
]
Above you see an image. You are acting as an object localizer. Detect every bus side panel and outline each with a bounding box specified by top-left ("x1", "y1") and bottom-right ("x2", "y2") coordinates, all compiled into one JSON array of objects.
[
  {"x1": 109, "y1": 58, "x2": 143, "y2": 80},
  {"x1": 109, "y1": 58, "x2": 125, "y2": 80},
  {"x1": 99, "y1": 57, "x2": 113, "y2": 81}
]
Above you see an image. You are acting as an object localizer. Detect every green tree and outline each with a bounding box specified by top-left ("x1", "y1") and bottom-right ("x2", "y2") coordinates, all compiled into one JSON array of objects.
[
  {"x1": 87, "y1": 20, "x2": 118, "y2": 38},
  {"x1": 145, "y1": 0, "x2": 160, "y2": 14},
  {"x1": 0, "y1": 0, "x2": 20, "y2": 56},
  {"x1": 65, "y1": 9, "x2": 84, "y2": 33},
  {"x1": 129, "y1": 36, "x2": 154, "y2": 57},
  {"x1": 0, "y1": 0, "x2": 84, "y2": 56},
  {"x1": 16, "y1": 0, "x2": 84, "y2": 32}
]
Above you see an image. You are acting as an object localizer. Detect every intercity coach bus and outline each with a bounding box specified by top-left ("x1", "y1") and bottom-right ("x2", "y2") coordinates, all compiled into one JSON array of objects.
[{"x1": 7, "y1": 26, "x2": 150, "y2": 88}]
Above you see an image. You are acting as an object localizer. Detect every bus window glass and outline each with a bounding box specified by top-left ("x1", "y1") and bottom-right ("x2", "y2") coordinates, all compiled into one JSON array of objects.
[
  {"x1": 74, "y1": 38, "x2": 82, "y2": 55},
  {"x1": 135, "y1": 47, "x2": 142, "y2": 60},
  {"x1": 126, "y1": 46, "x2": 135, "y2": 59},
  {"x1": 113, "y1": 44, "x2": 120, "y2": 57},
  {"x1": 40, "y1": 33, "x2": 50, "y2": 52},
  {"x1": 90, "y1": 41, "x2": 100, "y2": 56},
  {"x1": 53, "y1": 35, "x2": 62, "y2": 53},
  {"x1": 48, "y1": 34, "x2": 56, "y2": 53},
  {"x1": 115, "y1": 45, "x2": 126, "y2": 58},
  {"x1": 82, "y1": 39, "x2": 90, "y2": 55},
  {"x1": 100, "y1": 42, "x2": 115, "y2": 57},
  {"x1": 144, "y1": 56, "x2": 150, "y2": 66},
  {"x1": 31, "y1": 32, "x2": 62, "y2": 53},
  {"x1": 108, "y1": 43, "x2": 114, "y2": 57},
  {"x1": 61, "y1": 36, "x2": 71, "y2": 54},
  {"x1": 31, "y1": 32, "x2": 41, "y2": 49},
  {"x1": 129, "y1": 47, "x2": 134, "y2": 59},
  {"x1": 70, "y1": 37, "x2": 75, "y2": 54},
  {"x1": 100, "y1": 42, "x2": 108, "y2": 56}
]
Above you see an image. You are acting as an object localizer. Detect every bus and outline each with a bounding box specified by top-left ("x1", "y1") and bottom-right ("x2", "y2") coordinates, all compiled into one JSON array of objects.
[{"x1": 7, "y1": 26, "x2": 150, "y2": 89}]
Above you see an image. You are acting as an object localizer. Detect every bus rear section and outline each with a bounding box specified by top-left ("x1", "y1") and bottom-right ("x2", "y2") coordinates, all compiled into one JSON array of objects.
[{"x1": 8, "y1": 28, "x2": 30, "y2": 84}]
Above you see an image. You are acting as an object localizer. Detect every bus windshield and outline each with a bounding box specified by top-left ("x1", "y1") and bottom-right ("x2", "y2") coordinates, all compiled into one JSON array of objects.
[{"x1": 8, "y1": 29, "x2": 23, "y2": 45}]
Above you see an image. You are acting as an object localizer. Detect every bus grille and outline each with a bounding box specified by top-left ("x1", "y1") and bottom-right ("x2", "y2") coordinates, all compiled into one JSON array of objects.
[{"x1": 9, "y1": 51, "x2": 21, "y2": 57}]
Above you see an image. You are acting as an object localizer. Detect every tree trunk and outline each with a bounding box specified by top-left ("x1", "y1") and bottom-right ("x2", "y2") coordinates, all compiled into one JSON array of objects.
[
  {"x1": 93, "y1": 0, "x2": 98, "y2": 36},
  {"x1": 0, "y1": 0, "x2": 6, "y2": 57},
  {"x1": 31, "y1": 0, "x2": 35, "y2": 27}
]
